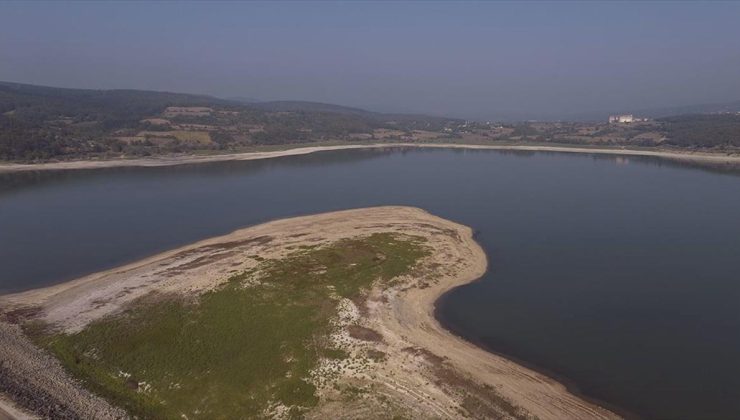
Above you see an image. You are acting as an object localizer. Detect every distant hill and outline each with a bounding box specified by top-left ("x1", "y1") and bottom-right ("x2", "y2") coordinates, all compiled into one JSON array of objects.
[
  {"x1": 252, "y1": 100, "x2": 460, "y2": 131},
  {"x1": 0, "y1": 81, "x2": 233, "y2": 127},
  {"x1": 252, "y1": 100, "x2": 373, "y2": 116},
  {"x1": 226, "y1": 96, "x2": 263, "y2": 104},
  {"x1": 0, "y1": 81, "x2": 460, "y2": 161},
  {"x1": 0, "y1": 81, "x2": 231, "y2": 108}
]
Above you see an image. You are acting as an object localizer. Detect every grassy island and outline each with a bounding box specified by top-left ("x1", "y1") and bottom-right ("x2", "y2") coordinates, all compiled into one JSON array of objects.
[
  {"x1": 1, "y1": 207, "x2": 618, "y2": 420},
  {"x1": 33, "y1": 234, "x2": 428, "y2": 419}
]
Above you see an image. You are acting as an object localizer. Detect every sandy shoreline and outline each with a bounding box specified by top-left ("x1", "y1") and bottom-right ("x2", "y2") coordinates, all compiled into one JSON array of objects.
[
  {"x1": 0, "y1": 207, "x2": 620, "y2": 419},
  {"x1": 0, "y1": 142, "x2": 738, "y2": 173}
]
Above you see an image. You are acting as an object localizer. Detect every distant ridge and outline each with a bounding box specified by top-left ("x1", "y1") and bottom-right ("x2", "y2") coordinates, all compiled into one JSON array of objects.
[
  {"x1": 226, "y1": 96, "x2": 263, "y2": 104},
  {"x1": 252, "y1": 100, "x2": 374, "y2": 116},
  {"x1": 0, "y1": 81, "x2": 229, "y2": 105},
  {"x1": 250, "y1": 100, "x2": 461, "y2": 129},
  {"x1": 0, "y1": 81, "x2": 456, "y2": 124}
]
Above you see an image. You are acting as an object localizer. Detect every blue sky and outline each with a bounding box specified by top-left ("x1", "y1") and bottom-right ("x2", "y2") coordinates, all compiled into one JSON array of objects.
[{"x1": 1, "y1": 1, "x2": 739, "y2": 120}]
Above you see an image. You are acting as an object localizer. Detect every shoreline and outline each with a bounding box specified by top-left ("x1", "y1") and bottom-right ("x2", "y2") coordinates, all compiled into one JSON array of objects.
[
  {"x1": 433, "y1": 293, "x2": 639, "y2": 420},
  {"x1": 0, "y1": 207, "x2": 619, "y2": 419},
  {"x1": 0, "y1": 142, "x2": 738, "y2": 173}
]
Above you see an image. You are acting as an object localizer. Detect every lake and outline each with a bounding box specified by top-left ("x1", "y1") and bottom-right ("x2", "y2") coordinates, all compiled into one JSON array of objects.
[{"x1": 1, "y1": 147, "x2": 739, "y2": 419}]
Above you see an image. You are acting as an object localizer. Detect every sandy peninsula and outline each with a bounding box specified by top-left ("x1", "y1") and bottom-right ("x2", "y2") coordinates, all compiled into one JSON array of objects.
[
  {"x1": 0, "y1": 207, "x2": 620, "y2": 419},
  {"x1": 0, "y1": 142, "x2": 738, "y2": 173}
]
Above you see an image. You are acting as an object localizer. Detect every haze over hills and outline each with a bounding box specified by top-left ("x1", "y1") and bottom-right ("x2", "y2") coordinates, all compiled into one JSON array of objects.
[{"x1": 3, "y1": 2, "x2": 740, "y2": 123}]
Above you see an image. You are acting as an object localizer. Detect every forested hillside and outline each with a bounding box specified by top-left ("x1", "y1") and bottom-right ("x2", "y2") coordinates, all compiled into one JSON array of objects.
[
  {"x1": 659, "y1": 114, "x2": 740, "y2": 148},
  {"x1": 0, "y1": 82, "x2": 460, "y2": 161}
]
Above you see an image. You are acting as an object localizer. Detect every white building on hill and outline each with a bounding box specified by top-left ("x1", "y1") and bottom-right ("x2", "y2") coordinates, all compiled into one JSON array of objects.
[{"x1": 609, "y1": 114, "x2": 634, "y2": 124}]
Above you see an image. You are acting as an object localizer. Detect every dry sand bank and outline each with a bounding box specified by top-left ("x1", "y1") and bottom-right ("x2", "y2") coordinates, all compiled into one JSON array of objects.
[
  {"x1": 0, "y1": 207, "x2": 619, "y2": 419},
  {"x1": 0, "y1": 143, "x2": 738, "y2": 173}
]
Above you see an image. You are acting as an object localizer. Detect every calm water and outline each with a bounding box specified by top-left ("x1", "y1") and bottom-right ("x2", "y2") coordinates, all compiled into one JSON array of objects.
[{"x1": 1, "y1": 148, "x2": 739, "y2": 419}]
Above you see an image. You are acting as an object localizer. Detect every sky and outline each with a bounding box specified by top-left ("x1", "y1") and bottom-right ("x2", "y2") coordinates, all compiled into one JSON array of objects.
[{"x1": 1, "y1": 1, "x2": 739, "y2": 121}]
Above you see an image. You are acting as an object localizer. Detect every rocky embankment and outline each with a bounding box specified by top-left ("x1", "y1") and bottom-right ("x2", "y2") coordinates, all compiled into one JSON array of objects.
[{"x1": 0, "y1": 320, "x2": 126, "y2": 419}]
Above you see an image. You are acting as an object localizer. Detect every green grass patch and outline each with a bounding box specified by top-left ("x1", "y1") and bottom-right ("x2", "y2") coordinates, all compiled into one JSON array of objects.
[
  {"x1": 34, "y1": 233, "x2": 428, "y2": 419},
  {"x1": 322, "y1": 348, "x2": 350, "y2": 360}
]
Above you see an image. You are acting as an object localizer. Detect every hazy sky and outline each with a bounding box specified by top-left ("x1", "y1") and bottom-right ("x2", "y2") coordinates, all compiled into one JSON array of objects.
[{"x1": 1, "y1": 1, "x2": 739, "y2": 120}]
